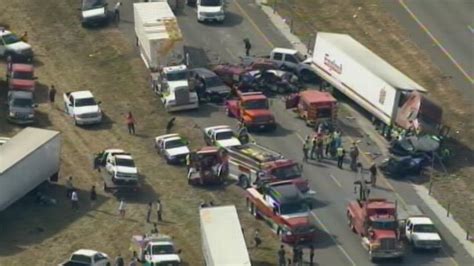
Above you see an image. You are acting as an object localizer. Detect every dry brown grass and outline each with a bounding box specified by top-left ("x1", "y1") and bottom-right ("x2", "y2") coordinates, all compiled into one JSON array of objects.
[
  {"x1": 0, "y1": 0, "x2": 278, "y2": 264},
  {"x1": 268, "y1": 0, "x2": 474, "y2": 234}
]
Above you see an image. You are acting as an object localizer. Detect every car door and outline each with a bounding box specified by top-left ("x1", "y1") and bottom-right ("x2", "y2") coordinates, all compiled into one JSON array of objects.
[
  {"x1": 105, "y1": 157, "x2": 115, "y2": 173},
  {"x1": 283, "y1": 54, "x2": 299, "y2": 70},
  {"x1": 66, "y1": 95, "x2": 75, "y2": 116},
  {"x1": 405, "y1": 220, "x2": 413, "y2": 240}
]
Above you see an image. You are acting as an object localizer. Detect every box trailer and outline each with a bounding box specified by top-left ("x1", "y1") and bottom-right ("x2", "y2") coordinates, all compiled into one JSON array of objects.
[
  {"x1": 310, "y1": 32, "x2": 442, "y2": 133},
  {"x1": 134, "y1": 2, "x2": 184, "y2": 71},
  {"x1": 200, "y1": 205, "x2": 251, "y2": 266},
  {"x1": 0, "y1": 127, "x2": 60, "y2": 211}
]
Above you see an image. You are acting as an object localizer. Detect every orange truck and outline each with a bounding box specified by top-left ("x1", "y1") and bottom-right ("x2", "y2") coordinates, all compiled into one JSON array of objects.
[
  {"x1": 285, "y1": 90, "x2": 337, "y2": 129},
  {"x1": 225, "y1": 91, "x2": 276, "y2": 131}
]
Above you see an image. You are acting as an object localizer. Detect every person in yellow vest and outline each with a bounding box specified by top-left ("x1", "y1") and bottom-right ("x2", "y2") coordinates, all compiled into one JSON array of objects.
[
  {"x1": 337, "y1": 146, "x2": 346, "y2": 169},
  {"x1": 324, "y1": 133, "x2": 332, "y2": 157},
  {"x1": 303, "y1": 136, "x2": 311, "y2": 162}
]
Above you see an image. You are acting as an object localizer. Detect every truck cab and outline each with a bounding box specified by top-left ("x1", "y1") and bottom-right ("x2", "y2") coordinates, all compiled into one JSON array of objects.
[
  {"x1": 196, "y1": 0, "x2": 225, "y2": 23},
  {"x1": 203, "y1": 125, "x2": 241, "y2": 148},
  {"x1": 285, "y1": 90, "x2": 337, "y2": 129},
  {"x1": 403, "y1": 216, "x2": 441, "y2": 250},
  {"x1": 132, "y1": 234, "x2": 181, "y2": 266},
  {"x1": 105, "y1": 153, "x2": 139, "y2": 185},
  {"x1": 188, "y1": 146, "x2": 228, "y2": 185},
  {"x1": 0, "y1": 29, "x2": 33, "y2": 61},
  {"x1": 63, "y1": 90, "x2": 103, "y2": 125},
  {"x1": 153, "y1": 65, "x2": 199, "y2": 112},
  {"x1": 6, "y1": 63, "x2": 36, "y2": 91},
  {"x1": 7, "y1": 90, "x2": 37, "y2": 124},
  {"x1": 154, "y1": 133, "x2": 190, "y2": 164},
  {"x1": 268, "y1": 48, "x2": 317, "y2": 82},
  {"x1": 80, "y1": 0, "x2": 108, "y2": 27},
  {"x1": 225, "y1": 92, "x2": 276, "y2": 131},
  {"x1": 59, "y1": 249, "x2": 110, "y2": 266}
]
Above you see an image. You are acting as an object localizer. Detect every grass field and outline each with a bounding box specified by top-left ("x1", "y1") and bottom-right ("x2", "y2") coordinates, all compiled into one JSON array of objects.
[
  {"x1": 0, "y1": 0, "x2": 279, "y2": 264},
  {"x1": 269, "y1": 0, "x2": 474, "y2": 235}
]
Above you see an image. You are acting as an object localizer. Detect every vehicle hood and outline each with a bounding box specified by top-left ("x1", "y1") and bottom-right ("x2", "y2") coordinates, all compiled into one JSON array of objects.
[
  {"x1": 373, "y1": 229, "x2": 397, "y2": 239},
  {"x1": 413, "y1": 232, "x2": 441, "y2": 241},
  {"x1": 7, "y1": 41, "x2": 32, "y2": 52},
  {"x1": 245, "y1": 109, "x2": 273, "y2": 118},
  {"x1": 115, "y1": 166, "x2": 138, "y2": 175},
  {"x1": 168, "y1": 80, "x2": 189, "y2": 89},
  {"x1": 281, "y1": 213, "x2": 310, "y2": 227},
  {"x1": 73, "y1": 105, "x2": 101, "y2": 115},
  {"x1": 166, "y1": 146, "x2": 190, "y2": 157},
  {"x1": 207, "y1": 85, "x2": 231, "y2": 95},
  {"x1": 82, "y1": 8, "x2": 106, "y2": 18},
  {"x1": 148, "y1": 254, "x2": 181, "y2": 263},
  {"x1": 10, "y1": 105, "x2": 33, "y2": 114},
  {"x1": 198, "y1": 6, "x2": 223, "y2": 13},
  {"x1": 216, "y1": 138, "x2": 241, "y2": 148},
  {"x1": 10, "y1": 79, "x2": 35, "y2": 90}
]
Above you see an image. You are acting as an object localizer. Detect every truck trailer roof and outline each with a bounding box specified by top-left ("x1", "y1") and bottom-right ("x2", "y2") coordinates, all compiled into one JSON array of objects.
[
  {"x1": 315, "y1": 32, "x2": 426, "y2": 93},
  {"x1": 133, "y1": 2, "x2": 182, "y2": 42},
  {"x1": 0, "y1": 127, "x2": 60, "y2": 174},
  {"x1": 200, "y1": 205, "x2": 251, "y2": 265}
]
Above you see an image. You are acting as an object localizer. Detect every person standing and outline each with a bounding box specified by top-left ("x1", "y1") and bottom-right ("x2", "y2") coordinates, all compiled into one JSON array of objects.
[
  {"x1": 20, "y1": 31, "x2": 28, "y2": 42},
  {"x1": 244, "y1": 38, "x2": 252, "y2": 56},
  {"x1": 66, "y1": 176, "x2": 74, "y2": 198},
  {"x1": 369, "y1": 163, "x2": 377, "y2": 187},
  {"x1": 115, "y1": 253, "x2": 125, "y2": 266},
  {"x1": 71, "y1": 190, "x2": 79, "y2": 210},
  {"x1": 349, "y1": 142, "x2": 359, "y2": 171},
  {"x1": 292, "y1": 245, "x2": 298, "y2": 265},
  {"x1": 150, "y1": 223, "x2": 159, "y2": 234},
  {"x1": 146, "y1": 202, "x2": 152, "y2": 223},
  {"x1": 49, "y1": 85, "x2": 57, "y2": 104},
  {"x1": 309, "y1": 244, "x2": 315, "y2": 266},
  {"x1": 114, "y1": 2, "x2": 122, "y2": 25},
  {"x1": 90, "y1": 185, "x2": 97, "y2": 208},
  {"x1": 254, "y1": 229, "x2": 262, "y2": 248},
  {"x1": 156, "y1": 199, "x2": 162, "y2": 222},
  {"x1": 166, "y1": 117, "x2": 176, "y2": 133},
  {"x1": 118, "y1": 199, "x2": 126, "y2": 218},
  {"x1": 316, "y1": 135, "x2": 324, "y2": 161},
  {"x1": 324, "y1": 133, "x2": 332, "y2": 157},
  {"x1": 303, "y1": 136, "x2": 311, "y2": 162},
  {"x1": 337, "y1": 146, "x2": 345, "y2": 169},
  {"x1": 310, "y1": 136, "x2": 317, "y2": 160},
  {"x1": 278, "y1": 245, "x2": 286, "y2": 266},
  {"x1": 125, "y1": 111, "x2": 136, "y2": 135}
]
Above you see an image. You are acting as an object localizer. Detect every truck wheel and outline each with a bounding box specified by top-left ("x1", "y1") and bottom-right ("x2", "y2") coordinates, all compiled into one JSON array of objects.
[
  {"x1": 239, "y1": 175, "x2": 249, "y2": 188},
  {"x1": 225, "y1": 107, "x2": 233, "y2": 117}
]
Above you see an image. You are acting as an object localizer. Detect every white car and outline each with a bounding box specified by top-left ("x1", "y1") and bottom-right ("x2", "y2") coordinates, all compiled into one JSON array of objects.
[
  {"x1": 203, "y1": 125, "x2": 241, "y2": 148},
  {"x1": 63, "y1": 90, "x2": 103, "y2": 125},
  {"x1": 404, "y1": 216, "x2": 442, "y2": 250},
  {"x1": 197, "y1": 0, "x2": 225, "y2": 23},
  {"x1": 155, "y1": 134, "x2": 190, "y2": 164},
  {"x1": 0, "y1": 29, "x2": 33, "y2": 61},
  {"x1": 105, "y1": 151, "x2": 139, "y2": 184},
  {"x1": 59, "y1": 249, "x2": 110, "y2": 266}
]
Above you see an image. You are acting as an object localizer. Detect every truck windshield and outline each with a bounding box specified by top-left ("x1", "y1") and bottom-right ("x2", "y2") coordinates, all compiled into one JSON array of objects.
[
  {"x1": 242, "y1": 99, "x2": 268, "y2": 110},
  {"x1": 151, "y1": 244, "x2": 175, "y2": 255},
  {"x1": 201, "y1": 0, "x2": 222, "y2": 6},
  {"x1": 271, "y1": 164, "x2": 301, "y2": 180},
  {"x1": 166, "y1": 71, "x2": 188, "y2": 82},
  {"x1": 2, "y1": 34, "x2": 20, "y2": 45},
  {"x1": 13, "y1": 98, "x2": 33, "y2": 107},
  {"x1": 83, "y1": 0, "x2": 106, "y2": 10},
  {"x1": 116, "y1": 158, "x2": 135, "y2": 167},
  {"x1": 75, "y1": 97, "x2": 97, "y2": 107},
  {"x1": 215, "y1": 131, "x2": 234, "y2": 140},
  {"x1": 165, "y1": 139, "x2": 186, "y2": 149},
  {"x1": 280, "y1": 201, "x2": 308, "y2": 215},
  {"x1": 70, "y1": 254, "x2": 92, "y2": 264},
  {"x1": 413, "y1": 224, "x2": 437, "y2": 233},
  {"x1": 12, "y1": 71, "x2": 34, "y2": 80},
  {"x1": 370, "y1": 220, "x2": 398, "y2": 230}
]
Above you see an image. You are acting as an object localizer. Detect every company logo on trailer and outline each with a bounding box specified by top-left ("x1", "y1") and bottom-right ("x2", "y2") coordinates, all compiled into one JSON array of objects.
[
  {"x1": 379, "y1": 87, "x2": 387, "y2": 105},
  {"x1": 324, "y1": 54, "x2": 342, "y2": 74}
]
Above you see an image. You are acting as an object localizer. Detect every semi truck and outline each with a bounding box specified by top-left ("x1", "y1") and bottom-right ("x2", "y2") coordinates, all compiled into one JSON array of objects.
[
  {"x1": 225, "y1": 91, "x2": 276, "y2": 131},
  {"x1": 200, "y1": 205, "x2": 251, "y2": 266},
  {"x1": 134, "y1": 2, "x2": 198, "y2": 112},
  {"x1": 0, "y1": 127, "x2": 60, "y2": 211}
]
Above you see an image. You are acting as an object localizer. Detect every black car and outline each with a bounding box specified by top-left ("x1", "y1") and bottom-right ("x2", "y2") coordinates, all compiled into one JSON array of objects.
[
  {"x1": 190, "y1": 68, "x2": 231, "y2": 103},
  {"x1": 389, "y1": 135, "x2": 440, "y2": 157},
  {"x1": 379, "y1": 155, "x2": 429, "y2": 178},
  {"x1": 80, "y1": 0, "x2": 109, "y2": 27}
]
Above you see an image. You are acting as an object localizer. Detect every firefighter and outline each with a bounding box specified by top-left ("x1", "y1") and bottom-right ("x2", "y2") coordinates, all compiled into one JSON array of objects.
[{"x1": 337, "y1": 146, "x2": 346, "y2": 169}]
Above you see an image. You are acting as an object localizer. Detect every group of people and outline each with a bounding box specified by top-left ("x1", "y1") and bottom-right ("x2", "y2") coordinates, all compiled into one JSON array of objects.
[
  {"x1": 302, "y1": 129, "x2": 342, "y2": 163},
  {"x1": 65, "y1": 176, "x2": 98, "y2": 211},
  {"x1": 277, "y1": 243, "x2": 315, "y2": 266}
]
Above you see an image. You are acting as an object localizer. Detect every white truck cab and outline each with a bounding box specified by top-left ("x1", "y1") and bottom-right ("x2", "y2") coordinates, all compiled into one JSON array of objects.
[
  {"x1": 63, "y1": 90, "x2": 103, "y2": 125},
  {"x1": 105, "y1": 153, "x2": 139, "y2": 183},
  {"x1": 404, "y1": 216, "x2": 442, "y2": 250},
  {"x1": 132, "y1": 234, "x2": 181, "y2": 265},
  {"x1": 155, "y1": 133, "x2": 190, "y2": 164},
  {"x1": 197, "y1": 0, "x2": 225, "y2": 23},
  {"x1": 0, "y1": 29, "x2": 33, "y2": 61},
  {"x1": 204, "y1": 125, "x2": 241, "y2": 148},
  {"x1": 80, "y1": 0, "x2": 108, "y2": 27},
  {"x1": 59, "y1": 249, "x2": 110, "y2": 266}
]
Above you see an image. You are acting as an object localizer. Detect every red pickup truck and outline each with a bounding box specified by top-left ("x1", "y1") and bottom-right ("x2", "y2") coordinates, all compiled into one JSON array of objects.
[{"x1": 225, "y1": 91, "x2": 276, "y2": 131}]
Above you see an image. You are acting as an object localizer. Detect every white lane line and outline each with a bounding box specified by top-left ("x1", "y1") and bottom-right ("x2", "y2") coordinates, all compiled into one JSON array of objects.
[
  {"x1": 311, "y1": 212, "x2": 357, "y2": 266},
  {"x1": 468, "y1": 25, "x2": 474, "y2": 34},
  {"x1": 295, "y1": 132, "x2": 305, "y2": 143},
  {"x1": 329, "y1": 173, "x2": 342, "y2": 187}
]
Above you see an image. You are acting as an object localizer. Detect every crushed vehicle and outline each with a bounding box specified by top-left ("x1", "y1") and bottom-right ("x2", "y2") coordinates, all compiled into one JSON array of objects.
[
  {"x1": 131, "y1": 234, "x2": 181, "y2": 265},
  {"x1": 399, "y1": 206, "x2": 442, "y2": 251},
  {"x1": 0, "y1": 28, "x2": 33, "y2": 61},
  {"x1": 196, "y1": 0, "x2": 225, "y2": 23},
  {"x1": 80, "y1": 0, "x2": 109, "y2": 27},
  {"x1": 7, "y1": 90, "x2": 37, "y2": 124},
  {"x1": 226, "y1": 142, "x2": 309, "y2": 192},
  {"x1": 285, "y1": 90, "x2": 337, "y2": 129},
  {"x1": 203, "y1": 125, "x2": 241, "y2": 148},
  {"x1": 243, "y1": 69, "x2": 301, "y2": 94},
  {"x1": 63, "y1": 90, "x2": 103, "y2": 126},
  {"x1": 190, "y1": 68, "x2": 231, "y2": 103},
  {"x1": 212, "y1": 59, "x2": 278, "y2": 90},
  {"x1": 246, "y1": 181, "x2": 317, "y2": 244},
  {"x1": 225, "y1": 91, "x2": 276, "y2": 131},
  {"x1": 96, "y1": 149, "x2": 140, "y2": 193},
  {"x1": 187, "y1": 146, "x2": 228, "y2": 186},
  {"x1": 389, "y1": 135, "x2": 440, "y2": 157},
  {"x1": 58, "y1": 249, "x2": 110, "y2": 266},
  {"x1": 379, "y1": 155, "x2": 429, "y2": 178},
  {"x1": 154, "y1": 133, "x2": 190, "y2": 164}
]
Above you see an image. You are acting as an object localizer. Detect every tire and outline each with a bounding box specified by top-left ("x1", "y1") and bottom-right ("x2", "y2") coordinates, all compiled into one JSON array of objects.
[{"x1": 239, "y1": 175, "x2": 249, "y2": 188}]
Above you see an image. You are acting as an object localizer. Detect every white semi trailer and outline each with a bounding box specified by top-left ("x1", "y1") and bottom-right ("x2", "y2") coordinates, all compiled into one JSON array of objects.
[
  {"x1": 200, "y1": 205, "x2": 251, "y2": 266},
  {"x1": 0, "y1": 127, "x2": 60, "y2": 211}
]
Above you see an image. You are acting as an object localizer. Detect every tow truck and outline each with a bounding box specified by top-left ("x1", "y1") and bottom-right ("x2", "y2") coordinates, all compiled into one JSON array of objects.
[
  {"x1": 203, "y1": 125, "x2": 241, "y2": 148},
  {"x1": 187, "y1": 146, "x2": 228, "y2": 186},
  {"x1": 246, "y1": 180, "x2": 317, "y2": 244},
  {"x1": 226, "y1": 142, "x2": 309, "y2": 192},
  {"x1": 131, "y1": 234, "x2": 181, "y2": 265},
  {"x1": 346, "y1": 175, "x2": 404, "y2": 262},
  {"x1": 225, "y1": 91, "x2": 276, "y2": 131}
]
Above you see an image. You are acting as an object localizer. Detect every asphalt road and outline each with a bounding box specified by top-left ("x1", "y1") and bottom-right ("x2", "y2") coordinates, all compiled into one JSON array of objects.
[
  {"x1": 114, "y1": 0, "x2": 473, "y2": 264},
  {"x1": 384, "y1": 0, "x2": 474, "y2": 102}
]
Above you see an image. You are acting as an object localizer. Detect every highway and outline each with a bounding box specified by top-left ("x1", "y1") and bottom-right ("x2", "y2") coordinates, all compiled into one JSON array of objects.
[
  {"x1": 116, "y1": 0, "x2": 473, "y2": 264},
  {"x1": 384, "y1": 0, "x2": 474, "y2": 102}
]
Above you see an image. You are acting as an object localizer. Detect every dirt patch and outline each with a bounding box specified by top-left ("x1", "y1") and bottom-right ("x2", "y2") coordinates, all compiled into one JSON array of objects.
[
  {"x1": 267, "y1": 0, "x2": 474, "y2": 234},
  {"x1": 0, "y1": 0, "x2": 278, "y2": 264}
]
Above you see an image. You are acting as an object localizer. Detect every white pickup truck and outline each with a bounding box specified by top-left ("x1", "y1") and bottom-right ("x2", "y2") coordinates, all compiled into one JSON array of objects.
[
  {"x1": 203, "y1": 125, "x2": 241, "y2": 148},
  {"x1": 0, "y1": 29, "x2": 34, "y2": 61},
  {"x1": 58, "y1": 249, "x2": 111, "y2": 266},
  {"x1": 104, "y1": 150, "x2": 139, "y2": 184},
  {"x1": 63, "y1": 90, "x2": 103, "y2": 125},
  {"x1": 131, "y1": 234, "x2": 181, "y2": 265},
  {"x1": 400, "y1": 206, "x2": 442, "y2": 251}
]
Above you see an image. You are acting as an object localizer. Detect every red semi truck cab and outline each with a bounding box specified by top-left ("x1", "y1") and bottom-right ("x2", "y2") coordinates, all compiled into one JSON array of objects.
[
  {"x1": 225, "y1": 92, "x2": 276, "y2": 131},
  {"x1": 246, "y1": 181, "x2": 317, "y2": 244},
  {"x1": 6, "y1": 63, "x2": 36, "y2": 91},
  {"x1": 347, "y1": 198, "x2": 404, "y2": 262}
]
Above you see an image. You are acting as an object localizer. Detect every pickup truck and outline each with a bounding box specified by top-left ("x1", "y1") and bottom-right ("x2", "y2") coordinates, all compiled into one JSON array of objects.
[
  {"x1": 0, "y1": 29, "x2": 33, "y2": 61},
  {"x1": 203, "y1": 125, "x2": 241, "y2": 148},
  {"x1": 131, "y1": 234, "x2": 181, "y2": 265},
  {"x1": 7, "y1": 90, "x2": 37, "y2": 124},
  {"x1": 63, "y1": 90, "x2": 103, "y2": 125},
  {"x1": 105, "y1": 151, "x2": 139, "y2": 185},
  {"x1": 225, "y1": 91, "x2": 276, "y2": 131},
  {"x1": 400, "y1": 206, "x2": 442, "y2": 251},
  {"x1": 154, "y1": 133, "x2": 190, "y2": 164},
  {"x1": 58, "y1": 249, "x2": 110, "y2": 266}
]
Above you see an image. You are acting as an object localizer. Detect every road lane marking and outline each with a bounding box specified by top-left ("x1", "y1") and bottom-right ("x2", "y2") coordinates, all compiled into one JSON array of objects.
[
  {"x1": 329, "y1": 173, "x2": 342, "y2": 187},
  {"x1": 295, "y1": 132, "x2": 305, "y2": 142},
  {"x1": 233, "y1": 0, "x2": 274, "y2": 48},
  {"x1": 468, "y1": 25, "x2": 474, "y2": 34},
  {"x1": 398, "y1": 0, "x2": 473, "y2": 84},
  {"x1": 311, "y1": 212, "x2": 357, "y2": 266}
]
